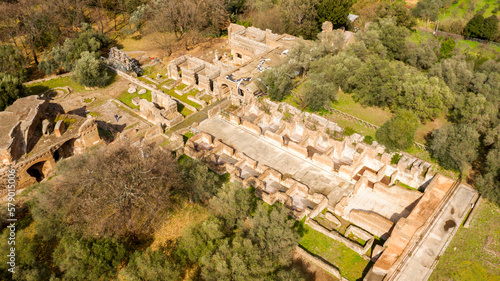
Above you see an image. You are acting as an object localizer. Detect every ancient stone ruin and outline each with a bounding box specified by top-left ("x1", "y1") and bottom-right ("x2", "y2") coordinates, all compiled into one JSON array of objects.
[
  {"x1": 0, "y1": 95, "x2": 101, "y2": 193},
  {"x1": 138, "y1": 90, "x2": 183, "y2": 128},
  {"x1": 181, "y1": 94, "x2": 479, "y2": 281},
  {"x1": 108, "y1": 47, "x2": 142, "y2": 75},
  {"x1": 167, "y1": 23, "x2": 357, "y2": 108},
  {"x1": 164, "y1": 25, "x2": 479, "y2": 280}
]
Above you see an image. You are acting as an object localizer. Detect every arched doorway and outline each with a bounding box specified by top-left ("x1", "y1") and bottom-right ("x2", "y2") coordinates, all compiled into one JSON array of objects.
[
  {"x1": 26, "y1": 161, "x2": 47, "y2": 182},
  {"x1": 54, "y1": 139, "x2": 75, "y2": 162},
  {"x1": 220, "y1": 84, "x2": 231, "y2": 98}
]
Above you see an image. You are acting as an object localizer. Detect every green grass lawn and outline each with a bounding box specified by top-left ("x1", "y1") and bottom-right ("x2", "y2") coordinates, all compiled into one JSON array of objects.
[
  {"x1": 328, "y1": 115, "x2": 378, "y2": 139},
  {"x1": 142, "y1": 64, "x2": 168, "y2": 79},
  {"x1": 117, "y1": 90, "x2": 152, "y2": 110},
  {"x1": 457, "y1": 38, "x2": 500, "y2": 56},
  {"x1": 332, "y1": 92, "x2": 393, "y2": 127},
  {"x1": 177, "y1": 103, "x2": 194, "y2": 117},
  {"x1": 162, "y1": 87, "x2": 201, "y2": 109},
  {"x1": 430, "y1": 199, "x2": 500, "y2": 281},
  {"x1": 180, "y1": 107, "x2": 193, "y2": 116},
  {"x1": 137, "y1": 76, "x2": 157, "y2": 85},
  {"x1": 161, "y1": 79, "x2": 175, "y2": 87},
  {"x1": 408, "y1": 30, "x2": 435, "y2": 44},
  {"x1": 409, "y1": 30, "x2": 500, "y2": 58},
  {"x1": 26, "y1": 70, "x2": 118, "y2": 96},
  {"x1": 26, "y1": 76, "x2": 87, "y2": 95},
  {"x1": 300, "y1": 224, "x2": 370, "y2": 281},
  {"x1": 439, "y1": 0, "x2": 499, "y2": 21}
]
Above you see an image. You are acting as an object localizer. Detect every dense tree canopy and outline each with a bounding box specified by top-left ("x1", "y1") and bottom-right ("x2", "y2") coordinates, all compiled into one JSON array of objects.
[
  {"x1": 38, "y1": 24, "x2": 111, "y2": 75},
  {"x1": 120, "y1": 248, "x2": 182, "y2": 281},
  {"x1": 5, "y1": 141, "x2": 304, "y2": 280},
  {"x1": 53, "y1": 235, "x2": 127, "y2": 280},
  {"x1": 377, "y1": 2, "x2": 416, "y2": 29},
  {"x1": 430, "y1": 123, "x2": 480, "y2": 172},
  {"x1": 72, "y1": 51, "x2": 111, "y2": 87},
  {"x1": 179, "y1": 182, "x2": 304, "y2": 281},
  {"x1": 463, "y1": 14, "x2": 499, "y2": 41},
  {"x1": 32, "y1": 144, "x2": 182, "y2": 241},
  {"x1": 0, "y1": 45, "x2": 27, "y2": 81},
  {"x1": 280, "y1": 0, "x2": 319, "y2": 39},
  {"x1": 180, "y1": 157, "x2": 221, "y2": 203},
  {"x1": 257, "y1": 64, "x2": 294, "y2": 101},
  {"x1": 0, "y1": 73, "x2": 25, "y2": 110},
  {"x1": 316, "y1": 0, "x2": 354, "y2": 29},
  {"x1": 412, "y1": 0, "x2": 452, "y2": 21},
  {"x1": 376, "y1": 110, "x2": 420, "y2": 151}
]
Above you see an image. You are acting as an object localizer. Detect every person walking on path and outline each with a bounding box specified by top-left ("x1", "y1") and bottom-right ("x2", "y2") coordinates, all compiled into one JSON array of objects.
[{"x1": 114, "y1": 114, "x2": 119, "y2": 122}]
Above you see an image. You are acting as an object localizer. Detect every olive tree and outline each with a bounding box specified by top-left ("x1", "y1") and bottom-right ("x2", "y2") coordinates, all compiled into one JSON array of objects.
[{"x1": 72, "y1": 51, "x2": 111, "y2": 87}]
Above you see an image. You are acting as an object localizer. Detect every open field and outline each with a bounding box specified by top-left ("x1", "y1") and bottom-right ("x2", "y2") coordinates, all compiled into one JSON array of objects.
[
  {"x1": 26, "y1": 76, "x2": 88, "y2": 95},
  {"x1": 332, "y1": 92, "x2": 393, "y2": 127},
  {"x1": 299, "y1": 224, "x2": 370, "y2": 281},
  {"x1": 430, "y1": 199, "x2": 500, "y2": 281},
  {"x1": 410, "y1": 29, "x2": 500, "y2": 56},
  {"x1": 439, "y1": 0, "x2": 499, "y2": 21},
  {"x1": 162, "y1": 85, "x2": 202, "y2": 109},
  {"x1": 290, "y1": 81, "x2": 446, "y2": 143},
  {"x1": 327, "y1": 115, "x2": 378, "y2": 139},
  {"x1": 25, "y1": 70, "x2": 119, "y2": 95}
]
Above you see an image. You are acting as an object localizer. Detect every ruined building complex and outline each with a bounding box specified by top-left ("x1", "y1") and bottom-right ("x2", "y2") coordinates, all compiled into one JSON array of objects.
[
  {"x1": 0, "y1": 22, "x2": 480, "y2": 281},
  {"x1": 183, "y1": 97, "x2": 478, "y2": 281},
  {"x1": 108, "y1": 47, "x2": 142, "y2": 75},
  {"x1": 168, "y1": 23, "x2": 479, "y2": 281},
  {"x1": 0, "y1": 95, "x2": 101, "y2": 192},
  {"x1": 167, "y1": 24, "x2": 304, "y2": 102}
]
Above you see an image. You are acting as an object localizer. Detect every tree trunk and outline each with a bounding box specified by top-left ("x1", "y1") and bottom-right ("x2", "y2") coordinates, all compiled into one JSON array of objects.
[{"x1": 31, "y1": 45, "x2": 39, "y2": 65}]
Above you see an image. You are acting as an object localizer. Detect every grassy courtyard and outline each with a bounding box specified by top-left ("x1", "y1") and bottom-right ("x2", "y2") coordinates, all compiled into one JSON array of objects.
[
  {"x1": 117, "y1": 89, "x2": 152, "y2": 110},
  {"x1": 430, "y1": 199, "x2": 500, "y2": 281},
  {"x1": 299, "y1": 224, "x2": 370, "y2": 281},
  {"x1": 161, "y1": 85, "x2": 202, "y2": 109}
]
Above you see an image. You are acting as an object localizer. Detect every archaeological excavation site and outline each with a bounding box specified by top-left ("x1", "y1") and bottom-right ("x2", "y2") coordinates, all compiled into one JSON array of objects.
[{"x1": 0, "y1": 21, "x2": 482, "y2": 281}]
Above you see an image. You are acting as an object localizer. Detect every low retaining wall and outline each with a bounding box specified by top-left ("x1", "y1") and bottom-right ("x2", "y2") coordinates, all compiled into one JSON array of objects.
[
  {"x1": 463, "y1": 195, "x2": 482, "y2": 228},
  {"x1": 295, "y1": 247, "x2": 346, "y2": 281},
  {"x1": 108, "y1": 66, "x2": 199, "y2": 113},
  {"x1": 307, "y1": 219, "x2": 371, "y2": 259}
]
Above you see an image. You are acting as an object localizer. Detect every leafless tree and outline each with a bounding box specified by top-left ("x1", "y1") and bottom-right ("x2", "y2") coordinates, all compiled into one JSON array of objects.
[{"x1": 33, "y1": 143, "x2": 182, "y2": 241}]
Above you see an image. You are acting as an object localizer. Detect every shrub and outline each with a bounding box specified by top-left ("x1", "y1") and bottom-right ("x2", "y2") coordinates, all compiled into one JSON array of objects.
[
  {"x1": 344, "y1": 127, "x2": 356, "y2": 136},
  {"x1": 391, "y1": 153, "x2": 402, "y2": 165},
  {"x1": 363, "y1": 136, "x2": 374, "y2": 145},
  {"x1": 72, "y1": 51, "x2": 111, "y2": 87},
  {"x1": 376, "y1": 110, "x2": 419, "y2": 151}
]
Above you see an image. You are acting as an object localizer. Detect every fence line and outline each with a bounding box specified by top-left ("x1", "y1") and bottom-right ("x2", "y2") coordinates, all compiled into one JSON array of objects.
[
  {"x1": 422, "y1": 29, "x2": 500, "y2": 48},
  {"x1": 290, "y1": 92, "x2": 427, "y2": 149}
]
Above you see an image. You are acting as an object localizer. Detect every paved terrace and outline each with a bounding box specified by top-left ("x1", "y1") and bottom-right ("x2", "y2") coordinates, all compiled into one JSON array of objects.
[
  {"x1": 389, "y1": 183, "x2": 479, "y2": 281},
  {"x1": 197, "y1": 117, "x2": 354, "y2": 205}
]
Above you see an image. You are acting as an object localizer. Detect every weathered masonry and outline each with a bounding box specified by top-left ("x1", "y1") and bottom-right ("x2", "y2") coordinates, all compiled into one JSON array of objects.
[
  {"x1": 0, "y1": 96, "x2": 101, "y2": 194},
  {"x1": 181, "y1": 94, "x2": 478, "y2": 281}
]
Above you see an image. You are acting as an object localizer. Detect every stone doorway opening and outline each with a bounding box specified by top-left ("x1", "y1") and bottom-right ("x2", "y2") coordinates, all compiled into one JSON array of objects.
[
  {"x1": 54, "y1": 139, "x2": 75, "y2": 162},
  {"x1": 26, "y1": 161, "x2": 47, "y2": 182},
  {"x1": 221, "y1": 84, "x2": 231, "y2": 97}
]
